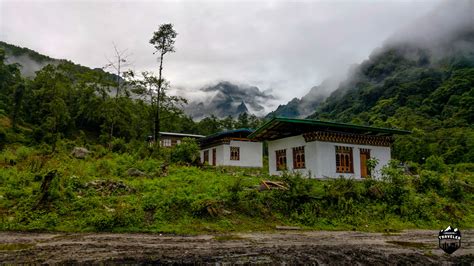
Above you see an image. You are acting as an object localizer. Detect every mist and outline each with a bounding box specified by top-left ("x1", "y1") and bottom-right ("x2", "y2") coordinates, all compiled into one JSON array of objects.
[{"x1": 0, "y1": 0, "x2": 446, "y2": 106}]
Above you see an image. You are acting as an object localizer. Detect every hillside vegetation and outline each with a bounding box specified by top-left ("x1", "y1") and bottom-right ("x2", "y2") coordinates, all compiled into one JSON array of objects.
[
  {"x1": 310, "y1": 30, "x2": 474, "y2": 165},
  {"x1": 1, "y1": 141, "x2": 473, "y2": 233},
  {"x1": 0, "y1": 28, "x2": 473, "y2": 233}
]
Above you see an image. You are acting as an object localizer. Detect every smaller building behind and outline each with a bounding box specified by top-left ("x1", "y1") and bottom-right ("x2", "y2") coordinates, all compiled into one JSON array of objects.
[
  {"x1": 158, "y1": 132, "x2": 205, "y2": 147},
  {"x1": 199, "y1": 129, "x2": 263, "y2": 168}
]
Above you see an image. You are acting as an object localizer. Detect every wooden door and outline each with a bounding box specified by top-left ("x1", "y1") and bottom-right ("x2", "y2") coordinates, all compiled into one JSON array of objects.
[
  {"x1": 212, "y1": 148, "x2": 216, "y2": 166},
  {"x1": 360, "y1": 149, "x2": 370, "y2": 178}
]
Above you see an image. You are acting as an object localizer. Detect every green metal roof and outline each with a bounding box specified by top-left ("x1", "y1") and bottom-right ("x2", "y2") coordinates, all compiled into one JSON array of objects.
[
  {"x1": 199, "y1": 128, "x2": 255, "y2": 148},
  {"x1": 248, "y1": 117, "x2": 411, "y2": 141}
]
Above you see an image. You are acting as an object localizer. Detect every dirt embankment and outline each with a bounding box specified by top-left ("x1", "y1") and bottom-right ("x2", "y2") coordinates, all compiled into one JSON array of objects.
[{"x1": 0, "y1": 230, "x2": 472, "y2": 264}]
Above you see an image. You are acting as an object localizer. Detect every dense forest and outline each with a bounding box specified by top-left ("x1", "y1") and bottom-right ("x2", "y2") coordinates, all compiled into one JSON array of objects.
[{"x1": 0, "y1": 42, "x2": 263, "y2": 151}]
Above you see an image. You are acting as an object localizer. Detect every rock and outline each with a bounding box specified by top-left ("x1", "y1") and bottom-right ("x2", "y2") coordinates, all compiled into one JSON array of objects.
[
  {"x1": 85, "y1": 179, "x2": 135, "y2": 196},
  {"x1": 71, "y1": 147, "x2": 90, "y2": 159},
  {"x1": 127, "y1": 168, "x2": 146, "y2": 177}
]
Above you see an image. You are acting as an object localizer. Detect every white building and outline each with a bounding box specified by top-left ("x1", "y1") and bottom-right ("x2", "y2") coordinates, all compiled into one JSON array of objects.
[
  {"x1": 248, "y1": 117, "x2": 410, "y2": 179},
  {"x1": 200, "y1": 129, "x2": 263, "y2": 168}
]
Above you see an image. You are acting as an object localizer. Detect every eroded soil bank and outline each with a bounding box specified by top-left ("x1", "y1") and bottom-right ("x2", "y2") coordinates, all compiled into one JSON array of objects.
[{"x1": 0, "y1": 230, "x2": 472, "y2": 264}]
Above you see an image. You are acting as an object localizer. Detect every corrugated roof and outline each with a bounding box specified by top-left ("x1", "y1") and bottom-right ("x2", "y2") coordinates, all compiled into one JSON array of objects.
[{"x1": 248, "y1": 117, "x2": 411, "y2": 141}]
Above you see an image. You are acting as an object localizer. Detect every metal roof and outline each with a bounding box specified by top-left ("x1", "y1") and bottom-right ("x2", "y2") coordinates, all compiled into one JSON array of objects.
[
  {"x1": 200, "y1": 128, "x2": 254, "y2": 142},
  {"x1": 159, "y1": 132, "x2": 205, "y2": 138},
  {"x1": 248, "y1": 117, "x2": 411, "y2": 141},
  {"x1": 199, "y1": 128, "x2": 256, "y2": 148}
]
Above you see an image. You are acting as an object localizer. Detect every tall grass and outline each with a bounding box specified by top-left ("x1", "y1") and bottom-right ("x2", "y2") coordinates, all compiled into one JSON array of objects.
[{"x1": 0, "y1": 144, "x2": 473, "y2": 233}]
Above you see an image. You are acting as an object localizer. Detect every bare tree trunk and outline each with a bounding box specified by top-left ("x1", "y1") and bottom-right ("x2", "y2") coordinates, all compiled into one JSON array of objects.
[
  {"x1": 154, "y1": 49, "x2": 165, "y2": 145},
  {"x1": 116, "y1": 57, "x2": 121, "y2": 98}
]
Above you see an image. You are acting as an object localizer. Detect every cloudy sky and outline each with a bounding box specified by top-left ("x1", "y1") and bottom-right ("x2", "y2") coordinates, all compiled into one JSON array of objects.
[{"x1": 0, "y1": 0, "x2": 445, "y2": 106}]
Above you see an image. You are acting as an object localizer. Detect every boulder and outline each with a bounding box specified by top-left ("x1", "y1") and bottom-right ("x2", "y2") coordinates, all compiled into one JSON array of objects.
[
  {"x1": 71, "y1": 147, "x2": 90, "y2": 159},
  {"x1": 126, "y1": 168, "x2": 146, "y2": 177}
]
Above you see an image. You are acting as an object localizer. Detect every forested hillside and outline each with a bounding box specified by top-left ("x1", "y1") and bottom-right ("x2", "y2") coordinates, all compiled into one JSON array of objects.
[
  {"x1": 309, "y1": 29, "x2": 474, "y2": 165},
  {"x1": 0, "y1": 43, "x2": 263, "y2": 151}
]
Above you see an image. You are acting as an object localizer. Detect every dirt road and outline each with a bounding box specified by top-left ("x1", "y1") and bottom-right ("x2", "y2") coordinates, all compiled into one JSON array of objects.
[{"x1": 0, "y1": 230, "x2": 472, "y2": 264}]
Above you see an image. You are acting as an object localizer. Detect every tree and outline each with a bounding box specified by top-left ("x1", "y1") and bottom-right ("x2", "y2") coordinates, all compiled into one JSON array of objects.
[
  {"x1": 28, "y1": 64, "x2": 72, "y2": 151},
  {"x1": 236, "y1": 112, "x2": 249, "y2": 128},
  {"x1": 149, "y1": 23, "x2": 177, "y2": 143},
  {"x1": 131, "y1": 71, "x2": 186, "y2": 143},
  {"x1": 11, "y1": 81, "x2": 25, "y2": 130},
  {"x1": 102, "y1": 44, "x2": 133, "y2": 139}
]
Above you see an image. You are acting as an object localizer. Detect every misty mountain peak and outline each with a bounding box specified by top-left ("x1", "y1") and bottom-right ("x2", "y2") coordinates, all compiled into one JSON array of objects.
[{"x1": 184, "y1": 81, "x2": 273, "y2": 120}]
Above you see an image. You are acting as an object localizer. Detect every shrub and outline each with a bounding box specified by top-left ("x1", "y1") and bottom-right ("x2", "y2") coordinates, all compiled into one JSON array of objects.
[
  {"x1": 15, "y1": 146, "x2": 35, "y2": 161},
  {"x1": 424, "y1": 155, "x2": 448, "y2": 173},
  {"x1": 170, "y1": 138, "x2": 200, "y2": 164},
  {"x1": 446, "y1": 174, "x2": 464, "y2": 201},
  {"x1": 111, "y1": 138, "x2": 127, "y2": 153},
  {"x1": 416, "y1": 170, "x2": 444, "y2": 194}
]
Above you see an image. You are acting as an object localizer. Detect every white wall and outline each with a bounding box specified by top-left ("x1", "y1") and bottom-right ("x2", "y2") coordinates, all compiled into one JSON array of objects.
[
  {"x1": 200, "y1": 145, "x2": 225, "y2": 166},
  {"x1": 200, "y1": 140, "x2": 263, "y2": 167},
  {"x1": 200, "y1": 149, "x2": 209, "y2": 164},
  {"x1": 268, "y1": 135, "x2": 391, "y2": 179},
  {"x1": 268, "y1": 135, "x2": 316, "y2": 177}
]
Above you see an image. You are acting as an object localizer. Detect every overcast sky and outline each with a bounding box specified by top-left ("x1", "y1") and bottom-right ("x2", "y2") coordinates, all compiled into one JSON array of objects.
[{"x1": 0, "y1": 0, "x2": 445, "y2": 105}]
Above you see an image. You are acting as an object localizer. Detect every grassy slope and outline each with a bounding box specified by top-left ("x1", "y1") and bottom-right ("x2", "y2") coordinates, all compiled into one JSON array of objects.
[{"x1": 1, "y1": 141, "x2": 473, "y2": 234}]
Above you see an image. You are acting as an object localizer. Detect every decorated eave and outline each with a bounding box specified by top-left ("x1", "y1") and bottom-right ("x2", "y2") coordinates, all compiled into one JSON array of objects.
[
  {"x1": 199, "y1": 128, "x2": 255, "y2": 149},
  {"x1": 248, "y1": 117, "x2": 411, "y2": 147}
]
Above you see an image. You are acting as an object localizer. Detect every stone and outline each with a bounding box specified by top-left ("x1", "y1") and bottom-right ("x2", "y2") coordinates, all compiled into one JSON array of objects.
[{"x1": 71, "y1": 147, "x2": 90, "y2": 159}]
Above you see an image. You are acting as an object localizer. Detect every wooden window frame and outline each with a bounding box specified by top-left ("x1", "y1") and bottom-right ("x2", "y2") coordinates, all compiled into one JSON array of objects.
[
  {"x1": 335, "y1": 146, "x2": 354, "y2": 174},
  {"x1": 292, "y1": 146, "x2": 305, "y2": 169},
  {"x1": 230, "y1": 146, "x2": 240, "y2": 161},
  {"x1": 276, "y1": 149, "x2": 287, "y2": 171}
]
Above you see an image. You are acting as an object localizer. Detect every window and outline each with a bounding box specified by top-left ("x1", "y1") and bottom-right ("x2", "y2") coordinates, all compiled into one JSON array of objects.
[
  {"x1": 336, "y1": 146, "x2": 353, "y2": 173},
  {"x1": 293, "y1": 146, "x2": 305, "y2": 169},
  {"x1": 203, "y1": 150, "x2": 209, "y2": 164},
  {"x1": 276, "y1": 149, "x2": 287, "y2": 171},
  {"x1": 230, "y1": 146, "x2": 240, "y2": 160},
  {"x1": 161, "y1": 138, "x2": 172, "y2": 147}
]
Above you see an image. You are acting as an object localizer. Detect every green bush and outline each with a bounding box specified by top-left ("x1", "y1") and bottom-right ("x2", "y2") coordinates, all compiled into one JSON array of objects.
[
  {"x1": 170, "y1": 138, "x2": 200, "y2": 164},
  {"x1": 424, "y1": 155, "x2": 448, "y2": 173},
  {"x1": 15, "y1": 146, "x2": 35, "y2": 161},
  {"x1": 111, "y1": 138, "x2": 127, "y2": 153},
  {"x1": 416, "y1": 170, "x2": 444, "y2": 194}
]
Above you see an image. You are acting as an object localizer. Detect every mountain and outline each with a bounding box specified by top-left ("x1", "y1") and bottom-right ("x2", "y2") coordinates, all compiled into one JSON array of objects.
[
  {"x1": 0, "y1": 41, "x2": 59, "y2": 77},
  {"x1": 184, "y1": 81, "x2": 274, "y2": 120},
  {"x1": 265, "y1": 79, "x2": 335, "y2": 118},
  {"x1": 0, "y1": 41, "x2": 120, "y2": 83},
  {"x1": 307, "y1": 3, "x2": 474, "y2": 164}
]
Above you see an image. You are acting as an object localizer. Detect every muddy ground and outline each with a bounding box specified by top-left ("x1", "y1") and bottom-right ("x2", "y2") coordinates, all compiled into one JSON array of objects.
[{"x1": 0, "y1": 230, "x2": 472, "y2": 264}]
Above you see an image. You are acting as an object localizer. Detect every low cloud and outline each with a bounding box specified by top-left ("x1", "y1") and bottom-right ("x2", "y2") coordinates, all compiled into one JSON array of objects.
[{"x1": 1, "y1": 0, "x2": 444, "y2": 106}]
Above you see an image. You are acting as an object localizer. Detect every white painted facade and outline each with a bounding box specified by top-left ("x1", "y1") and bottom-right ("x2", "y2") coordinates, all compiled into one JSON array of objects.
[
  {"x1": 200, "y1": 140, "x2": 263, "y2": 168},
  {"x1": 268, "y1": 135, "x2": 391, "y2": 179}
]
